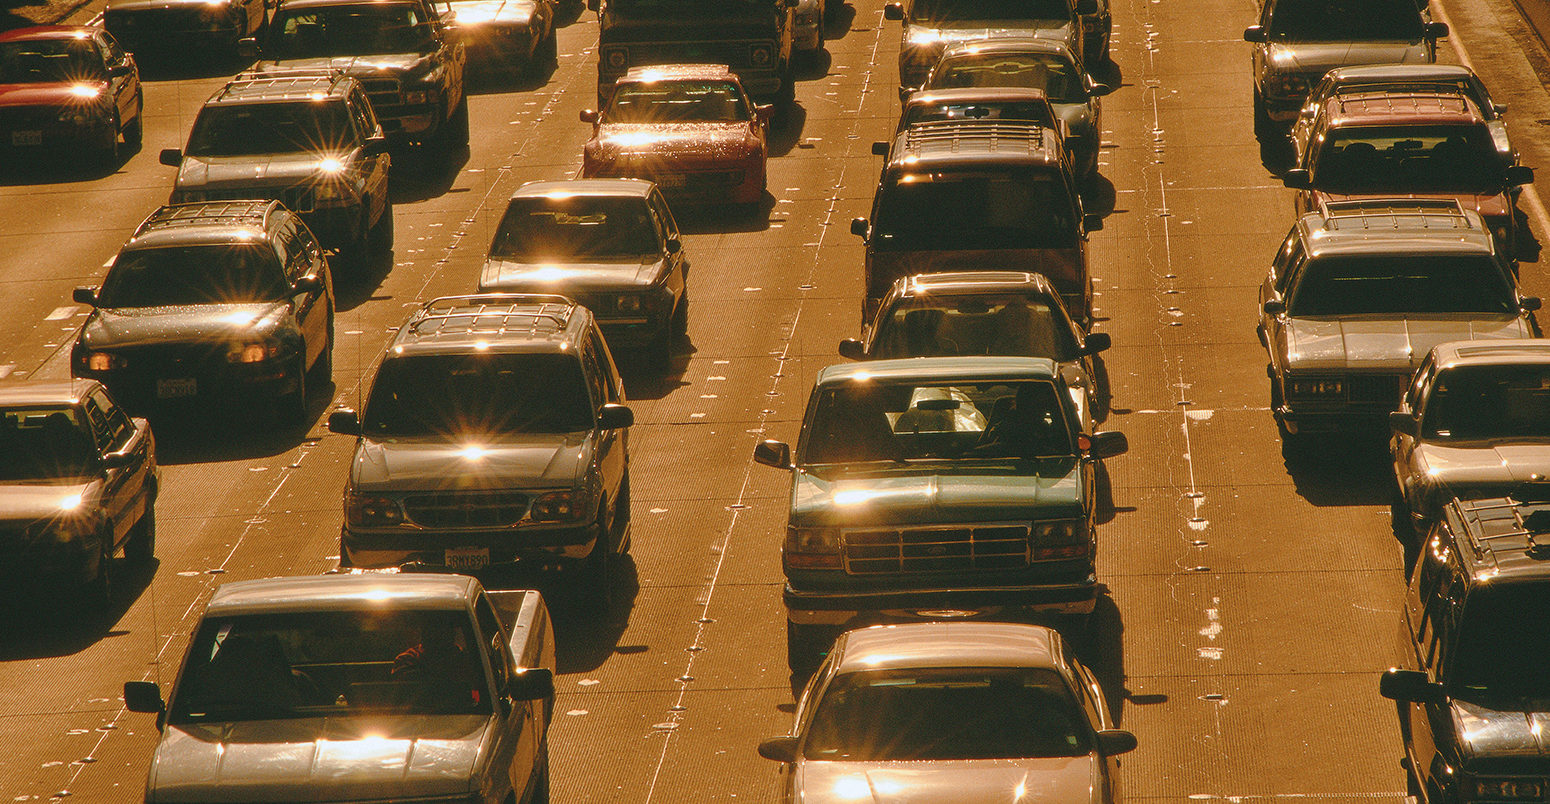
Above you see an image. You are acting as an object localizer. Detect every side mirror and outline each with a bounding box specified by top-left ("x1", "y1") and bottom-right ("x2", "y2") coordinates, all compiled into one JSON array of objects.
[
  {"x1": 1506, "y1": 164, "x2": 1534, "y2": 186},
  {"x1": 102, "y1": 451, "x2": 135, "y2": 470},
  {"x1": 159, "y1": 148, "x2": 183, "y2": 167},
  {"x1": 665, "y1": 237, "x2": 682, "y2": 254},
  {"x1": 292, "y1": 275, "x2": 323, "y2": 294},
  {"x1": 883, "y1": 2, "x2": 903, "y2": 20},
  {"x1": 72, "y1": 286, "x2": 99, "y2": 306},
  {"x1": 1282, "y1": 168, "x2": 1311, "y2": 190},
  {"x1": 1263, "y1": 299, "x2": 1286, "y2": 316},
  {"x1": 1389, "y1": 410, "x2": 1419, "y2": 438},
  {"x1": 1494, "y1": 102, "x2": 1509, "y2": 115},
  {"x1": 1086, "y1": 430, "x2": 1128, "y2": 460},
  {"x1": 838, "y1": 338, "x2": 867, "y2": 360},
  {"x1": 1523, "y1": 296, "x2": 1542, "y2": 312},
  {"x1": 1095, "y1": 729, "x2": 1138, "y2": 756},
  {"x1": 327, "y1": 408, "x2": 362, "y2": 436},
  {"x1": 1080, "y1": 331, "x2": 1111, "y2": 356},
  {"x1": 123, "y1": 680, "x2": 165, "y2": 714},
  {"x1": 1087, "y1": 80, "x2": 1112, "y2": 97},
  {"x1": 753, "y1": 439, "x2": 792, "y2": 468},
  {"x1": 1083, "y1": 213, "x2": 1104, "y2": 232},
  {"x1": 1242, "y1": 25, "x2": 1266, "y2": 43},
  {"x1": 1425, "y1": 21, "x2": 1448, "y2": 39},
  {"x1": 580, "y1": 108, "x2": 599, "y2": 124},
  {"x1": 506, "y1": 667, "x2": 555, "y2": 701},
  {"x1": 755, "y1": 104, "x2": 774, "y2": 124},
  {"x1": 362, "y1": 136, "x2": 389, "y2": 156},
  {"x1": 107, "y1": 62, "x2": 132, "y2": 77},
  {"x1": 598, "y1": 403, "x2": 634, "y2": 430},
  {"x1": 850, "y1": 217, "x2": 869, "y2": 238},
  {"x1": 757, "y1": 736, "x2": 799, "y2": 763},
  {"x1": 871, "y1": 141, "x2": 889, "y2": 156},
  {"x1": 1379, "y1": 668, "x2": 1446, "y2": 705},
  {"x1": 237, "y1": 36, "x2": 259, "y2": 59}
]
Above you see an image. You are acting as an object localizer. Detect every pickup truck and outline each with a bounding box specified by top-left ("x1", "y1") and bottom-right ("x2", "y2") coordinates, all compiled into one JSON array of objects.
[{"x1": 123, "y1": 573, "x2": 555, "y2": 804}]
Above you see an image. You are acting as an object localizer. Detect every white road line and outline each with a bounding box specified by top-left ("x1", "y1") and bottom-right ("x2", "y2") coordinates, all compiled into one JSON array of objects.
[{"x1": 44, "y1": 306, "x2": 75, "y2": 321}]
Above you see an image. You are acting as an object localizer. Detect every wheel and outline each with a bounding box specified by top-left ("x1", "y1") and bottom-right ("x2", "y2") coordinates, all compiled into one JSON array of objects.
[
  {"x1": 671, "y1": 291, "x2": 688, "y2": 337},
  {"x1": 276, "y1": 353, "x2": 308, "y2": 425},
  {"x1": 99, "y1": 116, "x2": 121, "y2": 166},
  {"x1": 84, "y1": 536, "x2": 113, "y2": 609},
  {"x1": 440, "y1": 98, "x2": 470, "y2": 149},
  {"x1": 124, "y1": 91, "x2": 144, "y2": 148},
  {"x1": 527, "y1": 743, "x2": 550, "y2": 803},
  {"x1": 337, "y1": 531, "x2": 354, "y2": 569},
  {"x1": 646, "y1": 324, "x2": 674, "y2": 371},
  {"x1": 310, "y1": 335, "x2": 333, "y2": 387},
  {"x1": 125, "y1": 502, "x2": 155, "y2": 565},
  {"x1": 615, "y1": 477, "x2": 631, "y2": 555},
  {"x1": 370, "y1": 195, "x2": 394, "y2": 254},
  {"x1": 786, "y1": 622, "x2": 831, "y2": 673},
  {"x1": 537, "y1": 27, "x2": 558, "y2": 66},
  {"x1": 581, "y1": 505, "x2": 614, "y2": 610},
  {"x1": 1252, "y1": 91, "x2": 1273, "y2": 136}
]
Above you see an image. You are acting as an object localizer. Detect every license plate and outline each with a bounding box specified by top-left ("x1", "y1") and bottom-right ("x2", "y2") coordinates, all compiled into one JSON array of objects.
[
  {"x1": 445, "y1": 547, "x2": 489, "y2": 571},
  {"x1": 11, "y1": 131, "x2": 41, "y2": 146},
  {"x1": 655, "y1": 174, "x2": 686, "y2": 188},
  {"x1": 156, "y1": 378, "x2": 196, "y2": 398}
]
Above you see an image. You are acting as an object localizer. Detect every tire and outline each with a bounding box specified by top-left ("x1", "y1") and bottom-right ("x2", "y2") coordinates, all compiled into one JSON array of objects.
[
  {"x1": 276, "y1": 353, "x2": 308, "y2": 425},
  {"x1": 615, "y1": 477, "x2": 631, "y2": 555},
  {"x1": 646, "y1": 327, "x2": 673, "y2": 371},
  {"x1": 124, "y1": 91, "x2": 144, "y2": 148},
  {"x1": 337, "y1": 531, "x2": 355, "y2": 569},
  {"x1": 527, "y1": 743, "x2": 551, "y2": 804},
  {"x1": 1252, "y1": 91, "x2": 1273, "y2": 137},
  {"x1": 582, "y1": 506, "x2": 613, "y2": 610},
  {"x1": 85, "y1": 536, "x2": 113, "y2": 609},
  {"x1": 126, "y1": 502, "x2": 155, "y2": 565},
  {"x1": 538, "y1": 27, "x2": 558, "y2": 66},
  {"x1": 100, "y1": 116, "x2": 121, "y2": 166},
  {"x1": 786, "y1": 622, "x2": 830, "y2": 674},
  {"x1": 440, "y1": 98, "x2": 470, "y2": 150},
  {"x1": 671, "y1": 291, "x2": 689, "y2": 337},
  {"x1": 370, "y1": 195, "x2": 394, "y2": 254}
]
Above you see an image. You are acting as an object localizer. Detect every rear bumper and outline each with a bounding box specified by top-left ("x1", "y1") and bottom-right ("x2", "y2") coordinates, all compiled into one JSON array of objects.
[
  {"x1": 342, "y1": 522, "x2": 604, "y2": 570},
  {"x1": 784, "y1": 579, "x2": 1098, "y2": 625}
]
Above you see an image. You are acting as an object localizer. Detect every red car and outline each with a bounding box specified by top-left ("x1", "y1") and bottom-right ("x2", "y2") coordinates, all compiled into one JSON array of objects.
[
  {"x1": 581, "y1": 64, "x2": 770, "y2": 207},
  {"x1": 0, "y1": 26, "x2": 143, "y2": 164}
]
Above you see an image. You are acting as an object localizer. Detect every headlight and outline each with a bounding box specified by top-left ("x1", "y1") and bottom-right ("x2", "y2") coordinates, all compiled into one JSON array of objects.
[
  {"x1": 602, "y1": 45, "x2": 628, "y2": 71},
  {"x1": 1032, "y1": 519, "x2": 1088, "y2": 560},
  {"x1": 783, "y1": 526, "x2": 841, "y2": 569},
  {"x1": 346, "y1": 493, "x2": 406, "y2": 527},
  {"x1": 1469, "y1": 779, "x2": 1545, "y2": 800},
  {"x1": 228, "y1": 341, "x2": 282, "y2": 363},
  {"x1": 174, "y1": 189, "x2": 207, "y2": 203},
  {"x1": 83, "y1": 351, "x2": 126, "y2": 372},
  {"x1": 616, "y1": 295, "x2": 642, "y2": 313},
  {"x1": 1268, "y1": 72, "x2": 1307, "y2": 97},
  {"x1": 748, "y1": 42, "x2": 773, "y2": 66},
  {"x1": 1286, "y1": 376, "x2": 1344, "y2": 400},
  {"x1": 314, "y1": 180, "x2": 351, "y2": 205},
  {"x1": 404, "y1": 89, "x2": 431, "y2": 105}
]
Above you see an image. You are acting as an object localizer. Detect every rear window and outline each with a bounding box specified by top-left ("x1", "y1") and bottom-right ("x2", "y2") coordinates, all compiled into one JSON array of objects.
[
  {"x1": 489, "y1": 196, "x2": 660, "y2": 261},
  {"x1": 1313, "y1": 125, "x2": 1502, "y2": 193},
  {"x1": 1422, "y1": 365, "x2": 1550, "y2": 440},
  {"x1": 607, "y1": 80, "x2": 750, "y2": 123},
  {"x1": 928, "y1": 54, "x2": 1084, "y2": 103},
  {"x1": 1286, "y1": 254, "x2": 1514, "y2": 316},
  {"x1": 1265, "y1": 0, "x2": 1425, "y2": 41},
  {"x1": 873, "y1": 293, "x2": 1080, "y2": 360},
  {"x1": 0, "y1": 39, "x2": 102, "y2": 83},
  {"x1": 909, "y1": 0, "x2": 1073, "y2": 23},
  {"x1": 363, "y1": 352, "x2": 595, "y2": 437},
  {"x1": 872, "y1": 170, "x2": 1078, "y2": 251},
  {"x1": 99, "y1": 245, "x2": 288, "y2": 307},
  {"x1": 901, "y1": 100, "x2": 1056, "y2": 129}
]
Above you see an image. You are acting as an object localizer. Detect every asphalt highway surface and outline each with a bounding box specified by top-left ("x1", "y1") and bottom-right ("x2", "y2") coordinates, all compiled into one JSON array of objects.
[{"x1": 5, "y1": 0, "x2": 1550, "y2": 800}]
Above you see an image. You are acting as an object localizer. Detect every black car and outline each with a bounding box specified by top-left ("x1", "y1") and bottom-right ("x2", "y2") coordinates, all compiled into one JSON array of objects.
[
  {"x1": 103, "y1": 0, "x2": 268, "y2": 61},
  {"x1": 71, "y1": 201, "x2": 335, "y2": 425}
]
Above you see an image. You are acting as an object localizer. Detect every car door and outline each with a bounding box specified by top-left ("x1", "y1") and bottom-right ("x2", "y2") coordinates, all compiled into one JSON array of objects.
[
  {"x1": 280, "y1": 219, "x2": 329, "y2": 368},
  {"x1": 96, "y1": 33, "x2": 138, "y2": 129},
  {"x1": 646, "y1": 190, "x2": 686, "y2": 299},
  {"x1": 1263, "y1": 229, "x2": 1305, "y2": 387},
  {"x1": 83, "y1": 393, "x2": 141, "y2": 549},
  {"x1": 348, "y1": 90, "x2": 390, "y2": 222},
  {"x1": 474, "y1": 595, "x2": 533, "y2": 799},
  {"x1": 1402, "y1": 549, "x2": 1453, "y2": 796},
  {"x1": 584, "y1": 331, "x2": 628, "y2": 517}
]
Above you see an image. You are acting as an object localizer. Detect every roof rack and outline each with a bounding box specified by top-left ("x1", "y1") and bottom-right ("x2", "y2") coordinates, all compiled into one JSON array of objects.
[
  {"x1": 1336, "y1": 86, "x2": 1472, "y2": 113},
  {"x1": 1455, "y1": 497, "x2": 1550, "y2": 569},
  {"x1": 1317, "y1": 198, "x2": 1471, "y2": 230},
  {"x1": 138, "y1": 201, "x2": 275, "y2": 232},
  {"x1": 901, "y1": 120, "x2": 1048, "y2": 155},
  {"x1": 222, "y1": 68, "x2": 351, "y2": 98},
  {"x1": 408, "y1": 294, "x2": 578, "y2": 337}
]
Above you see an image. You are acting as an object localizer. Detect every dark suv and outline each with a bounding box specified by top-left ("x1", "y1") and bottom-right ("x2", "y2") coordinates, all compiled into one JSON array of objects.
[
  {"x1": 327, "y1": 294, "x2": 634, "y2": 603},
  {"x1": 71, "y1": 201, "x2": 336, "y2": 425},
  {"x1": 161, "y1": 70, "x2": 392, "y2": 264},
  {"x1": 1381, "y1": 495, "x2": 1550, "y2": 804}
]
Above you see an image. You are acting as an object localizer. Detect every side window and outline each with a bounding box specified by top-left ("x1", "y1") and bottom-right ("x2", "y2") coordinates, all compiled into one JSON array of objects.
[
  {"x1": 650, "y1": 191, "x2": 680, "y2": 239},
  {"x1": 1407, "y1": 358, "x2": 1437, "y2": 412},
  {"x1": 82, "y1": 399, "x2": 116, "y2": 452},
  {"x1": 272, "y1": 218, "x2": 305, "y2": 281},
  {"x1": 1277, "y1": 242, "x2": 1307, "y2": 296},
  {"x1": 1269, "y1": 229, "x2": 1299, "y2": 294},
  {"x1": 580, "y1": 341, "x2": 607, "y2": 411},
  {"x1": 589, "y1": 329, "x2": 621, "y2": 402},
  {"x1": 474, "y1": 596, "x2": 509, "y2": 687},
  {"x1": 350, "y1": 93, "x2": 376, "y2": 140}
]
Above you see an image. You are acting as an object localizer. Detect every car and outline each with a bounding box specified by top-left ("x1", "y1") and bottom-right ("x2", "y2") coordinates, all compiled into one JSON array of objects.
[
  {"x1": 581, "y1": 64, "x2": 772, "y2": 207},
  {"x1": 1380, "y1": 495, "x2": 1550, "y2": 804},
  {"x1": 895, "y1": 86, "x2": 1062, "y2": 134},
  {"x1": 596, "y1": 0, "x2": 796, "y2": 106},
  {"x1": 124, "y1": 573, "x2": 555, "y2": 804},
  {"x1": 0, "y1": 26, "x2": 143, "y2": 164},
  {"x1": 839, "y1": 271, "x2": 1110, "y2": 432},
  {"x1": 883, "y1": 0, "x2": 1096, "y2": 90},
  {"x1": 0, "y1": 380, "x2": 156, "y2": 606},
  {"x1": 1257, "y1": 199, "x2": 1539, "y2": 439},
  {"x1": 71, "y1": 201, "x2": 336, "y2": 425},
  {"x1": 103, "y1": 0, "x2": 267, "y2": 61},
  {"x1": 448, "y1": 0, "x2": 558, "y2": 74},
  {"x1": 914, "y1": 38, "x2": 1107, "y2": 179},
  {"x1": 327, "y1": 294, "x2": 634, "y2": 604},
  {"x1": 758, "y1": 622, "x2": 1136, "y2": 801},
  {"x1": 1389, "y1": 340, "x2": 1550, "y2": 544},
  {"x1": 1284, "y1": 87, "x2": 1533, "y2": 256},
  {"x1": 1245, "y1": 0, "x2": 1447, "y2": 133},
  {"x1": 1291, "y1": 64, "x2": 1514, "y2": 167},
  {"x1": 244, "y1": 0, "x2": 469, "y2": 148},
  {"x1": 159, "y1": 70, "x2": 393, "y2": 265},
  {"x1": 753, "y1": 356, "x2": 1128, "y2": 670},
  {"x1": 792, "y1": 0, "x2": 825, "y2": 54},
  {"x1": 478, "y1": 179, "x2": 689, "y2": 368},
  {"x1": 854, "y1": 120, "x2": 1095, "y2": 323}
]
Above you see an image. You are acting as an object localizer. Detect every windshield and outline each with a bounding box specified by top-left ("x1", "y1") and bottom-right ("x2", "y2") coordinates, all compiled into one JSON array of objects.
[
  {"x1": 1451, "y1": 584, "x2": 1550, "y2": 705},
  {"x1": 803, "y1": 666, "x2": 1091, "y2": 761},
  {"x1": 490, "y1": 196, "x2": 660, "y2": 261},
  {"x1": 1313, "y1": 125, "x2": 1503, "y2": 193},
  {"x1": 801, "y1": 380, "x2": 1073, "y2": 464},
  {"x1": 268, "y1": 4, "x2": 432, "y2": 58},
  {"x1": 928, "y1": 54, "x2": 1083, "y2": 102},
  {"x1": 607, "y1": 80, "x2": 751, "y2": 123},
  {"x1": 873, "y1": 293, "x2": 1080, "y2": 360},
  {"x1": 363, "y1": 353, "x2": 594, "y2": 437},
  {"x1": 186, "y1": 102, "x2": 355, "y2": 157},
  {"x1": 873, "y1": 171, "x2": 1078, "y2": 251},
  {"x1": 0, "y1": 406, "x2": 95, "y2": 481},
  {"x1": 605, "y1": 0, "x2": 778, "y2": 16},
  {"x1": 909, "y1": 0, "x2": 1073, "y2": 23},
  {"x1": 168, "y1": 609, "x2": 490, "y2": 724},
  {"x1": 1286, "y1": 254, "x2": 1514, "y2": 316},
  {"x1": 901, "y1": 100, "x2": 1056, "y2": 129},
  {"x1": 98, "y1": 245, "x2": 288, "y2": 307},
  {"x1": 1422, "y1": 365, "x2": 1550, "y2": 440},
  {"x1": 0, "y1": 39, "x2": 103, "y2": 84},
  {"x1": 1265, "y1": 0, "x2": 1425, "y2": 41}
]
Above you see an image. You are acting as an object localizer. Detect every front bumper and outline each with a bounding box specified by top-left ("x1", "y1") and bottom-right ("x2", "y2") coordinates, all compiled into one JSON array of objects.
[
  {"x1": 784, "y1": 579, "x2": 1098, "y2": 626},
  {"x1": 301, "y1": 205, "x2": 366, "y2": 251},
  {"x1": 0, "y1": 539, "x2": 98, "y2": 590},
  {"x1": 77, "y1": 357, "x2": 302, "y2": 411},
  {"x1": 341, "y1": 521, "x2": 604, "y2": 571}
]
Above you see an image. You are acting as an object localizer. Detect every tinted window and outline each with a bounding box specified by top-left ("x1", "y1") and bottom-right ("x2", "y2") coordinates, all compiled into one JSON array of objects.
[
  {"x1": 873, "y1": 170, "x2": 1077, "y2": 250},
  {"x1": 929, "y1": 54, "x2": 1084, "y2": 103},
  {"x1": 186, "y1": 101, "x2": 356, "y2": 157},
  {"x1": 1313, "y1": 125, "x2": 1503, "y2": 192},
  {"x1": 1265, "y1": 0, "x2": 1424, "y2": 41},
  {"x1": 363, "y1": 353, "x2": 594, "y2": 436},
  {"x1": 0, "y1": 39, "x2": 103, "y2": 83},
  {"x1": 910, "y1": 0, "x2": 1072, "y2": 23},
  {"x1": 1422, "y1": 365, "x2": 1550, "y2": 439},
  {"x1": 873, "y1": 292, "x2": 1081, "y2": 360},
  {"x1": 901, "y1": 100, "x2": 1056, "y2": 129},
  {"x1": 0, "y1": 405, "x2": 96, "y2": 480},
  {"x1": 607, "y1": 80, "x2": 750, "y2": 123},
  {"x1": 1287, "y1": 254, "x2": 1514, "y2": 316},
  {"x1": 1451, "y1": 583, "x2": 1550, "y2": 704},
  {"x1": 269, "y1": 4, "x2": 432, "y2": 58},
  {"x1": 98, "y1": 245, "x2": 288, "y2": 307},
  {"x1": 490, "y1": 196, "x2": 661, "y2": 261}
]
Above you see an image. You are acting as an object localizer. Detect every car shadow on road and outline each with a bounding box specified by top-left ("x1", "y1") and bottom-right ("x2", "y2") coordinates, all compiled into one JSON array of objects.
[
  {"x1": 823, "y1": 2, "x2": 858, "y2": 44},
  {"x1": 555, "y1": 0, "x2": 589, "y2": 27},
  {"x1": 0, "y1": 557, "x2": 156, "y2": 660},
  {"x1": 617, "y1": 345, "x2": 694, "y2": 400},
  {"x1": 144, "y1": 390, "x2": 336, "y2": 465},
  {"x1": 0, "y1": 143, "x2": 143, "y2": 187},
  {"x1": 388, "y1": 144, "x2": 470, "y2": 204},
  {"x1": 136, "y1": 53, "x2": 254, "y2": 82},
  {"x1": 1280, "y1": 429, "x2": 1393, "y2": 507},
  {"x1": 675, "y1": 200, "x2": 775, "y2": 235},
  {"x1": 333, "y1": 246, "x2": 396, "y2": 313},
  {"x1": 1082, "y1": 173, "x2": 1116, "y2": 220},
  {"x1": 1073, "y1": 593, "x2": 1130, "y2": 725},
  {"x1": 1257, "y1": 130, "x2": 1295, "y2": 175},
  {"x1": 768, "y1": 101, "x2": 807, "y2": 158},
  {"x1": 482, "y1": 558, "x2": 641, "y2": 673},
  {"x1": 793, "y1": 49, "x2": 832, "y2": 83},
  {"x1": 467, "y1": 58, "x2": 559, "y2": 95}
]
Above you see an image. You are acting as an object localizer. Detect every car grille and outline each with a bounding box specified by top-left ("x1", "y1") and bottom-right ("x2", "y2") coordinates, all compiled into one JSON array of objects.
[
  {"x1": 199, "y1": 186, "x2": 314, "y2": 214},
  {"x1": 626, "y1": 41, "x2": 756, "y2": 69},
  {"x1": 841, "y1": 524, "x2": 1031, "y2": 575},
  {"x1": 403, "y1": 491, "x2": 530, "y2": 528},
  {"x1": 1346, "y1": 373, "x2": 1408, "y2": 406},
  {"x1": 358, "y1": 77, "x2": 403, "y2": 110}
]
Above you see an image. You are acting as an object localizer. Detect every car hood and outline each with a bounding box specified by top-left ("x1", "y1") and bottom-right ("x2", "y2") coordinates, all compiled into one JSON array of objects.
[
  {"x1": 147, "y1": 715, "x2": 489, "y2": 802},
  {"x1": 479, "y1": 258, "x2": 664, "y2": 291},
  {"x1": 451, "y1": 0, "x2": 535, "y2": 25},
  {"x1": 791, "y1": 462, "x2": 1082, "y2": 526},
  {"x1": 1413, "y1": 441, "x2": 1550, "y2": 490},
  {"x1": 1282, "y1": 316, "x2": 1531, "y2": 371},
  {"x1": 0, "y1": 82, "x2": 109, "y2": 109},
  {"x1": 591, "y1": 123, "x2": 756, "y2": 159},
  {"x1": 175, "y1": 153, "x2": 341, "y2": 190},
  {"x1": 0, "y1": 482, "x2": 98, "y2": 525},
  {"x1": 913, "y1": 22, "x2": 1074, "y2": 46},
  {"x1": 81, "y1": 303, "x2": 288, "y2": 349},
  {"x1": 1265, "y1": 41, "x2": 1432, "y2": 76},
  {"x1": 794, "y1": 757, "x2": 1099, "y2": 804},
  {"x1": 350, "y1": 434, "x2": 589, "y2": 492},
  {"x1": 255, "y1": 53, "x2": 429, "y2": 75},
  {"x1": 1454, "y1": 700, "x2": 1550, "y2": 773},
  {"x1": 1312, "y1": 190, "x2": 1513, "y2": 219}
]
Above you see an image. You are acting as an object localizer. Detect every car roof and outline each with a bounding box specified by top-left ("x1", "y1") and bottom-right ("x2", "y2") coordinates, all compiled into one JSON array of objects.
[
  {"x1": 1431, "y1": 339, "x2": 1550, "y2": 370},
  {"x1": 1444, "y1": 498, "x2": 1550, "y2": 583},
  {"x1": 904, "y1": 87, "x2": 1053, "y2": 109},
  {"x1": 276, "y1": 0, "x2": 421, "y2": 11},
  {"x1": 832, "y1": 622, "x2": 1062, "y2": 673},
  {"x1": 1324, "y1": 63, "x2": 1476, "y2": 85},
  {"x1": 620, "y1": 63, "x2": 739, "y2": 82},
  {"x1": 0, "y1": 25, "x2": 97, "y2": 43},
  {"x1": 887, "y1": 120, "x2": 1064, "y2": 170},
  {"x1": 897, "y1": 270, "x2": 1060, "y2": 297},
  {"x1": 511, "y1": 178, "x2": 655, "y2": 200},
  {"x1": 389, "y1": 293, "x2": 591, "y2": 355},
  {"x1": 939, "y1": 36, "x2": 1076, "y2": 60},
  {"x1": 816, "y1": 356, "x2": 1059, "y2": 386},
  {"x1": 127, "y1": 202, "x2": 279, "y2": 249},
  {"x1": 0, "y1": 379, "x2": 101, "y2": 407},
  {"x1": 211, "y1": 71, "x2": 357, "y2": 104},
  {"x1": 1298, "y1": 200, "x2": 1496, "y2": 258},
  {"x1": 1325, "y1": 89, "x2": 1485, "y2": 126},
  {"x1": 205, "y1": 573, "x2": 481, "y2": 616}
]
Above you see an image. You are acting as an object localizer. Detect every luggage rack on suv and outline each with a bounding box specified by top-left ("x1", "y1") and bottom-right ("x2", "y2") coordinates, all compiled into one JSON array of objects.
[
  {"x1": 1316, "y1": 198, "x2": 1472, "y2": 231},
  {"x1": 138, "y1": 200, "x2": 278, "y2": 231},
  {"x1": 408, "y1": 294, "x2": 579, "y2": 338},
  {"x1": 1451, "y1": 496, "x2": 1550, "y2": 567},
  {"x1": 223, "y1": 68, "x2": 353, "y2": 99}
]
